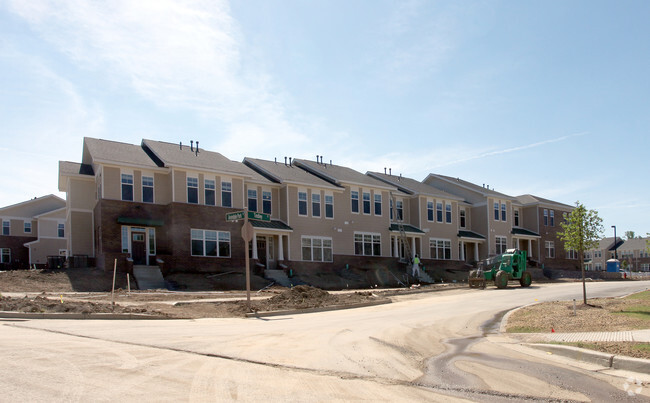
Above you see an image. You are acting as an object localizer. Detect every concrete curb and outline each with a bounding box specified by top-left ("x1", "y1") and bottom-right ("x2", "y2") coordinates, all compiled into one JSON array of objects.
[
  {"x1": 245, "y1": 299, "x2": 392, "y2": 318},
  {"x1": 526, "y1": 343, "x2": 650, "y2": 373},
  {"x1": 0, "y1": 311, "x2": 168, "y2": 320}
]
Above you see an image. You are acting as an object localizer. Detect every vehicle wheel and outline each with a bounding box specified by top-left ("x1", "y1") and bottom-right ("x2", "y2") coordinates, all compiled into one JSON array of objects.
[
  {"x1": 468, "y1": 270, "x2": 477, "y2": 288},
  {"x1": 519, "y1": 271, "x2": 532, "y2": 287},
  {"x1": 495, "y1": 270, "x2": 508, "y2": 289}
]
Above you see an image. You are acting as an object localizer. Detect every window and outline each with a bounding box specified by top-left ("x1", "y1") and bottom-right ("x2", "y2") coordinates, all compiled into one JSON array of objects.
[
  {"x1": 543, "y1": 209, "x2": 548, "y2": 226},
  {"x1": 501, "y1": 203, "x2": 506, "y2": 221},
  {"x1": 460, "y1": 209, "x2": 466, "y2": 228},
  {"x1": 58, "y1": 223, "x2": 65, "y2": 238},
  {"x1": 437, "y1": 202, "x2": 443, "y2": 222},
  {"x1": 496, "y1": 236, "x2": 507, "y2": 255},
  {"x1": 262, "y1": 191, "x2": 272, "y2": 214},
  {"x1": 0, "y1": 248, "x2": 9, "y2": 263},
  {"x1": 351, "y1": 190, "x2": 359, "y2": 213},
  {"x1": 514, "y1": 209, "x2": 520, "y2": 227},
  {"x1": 121, "y1": 226, "x2": 129, "y2": 252},
  {"x1": 221, "y1": 181, "x2": 232, "y2": 207},
  {"x1": 204, "y1": 179, "x2": 216, "y2": 206},
  {"x1": 354, "y1": 233, "x2": 381, "y2": 256},
  {"x1": 566, "y1": 249, "x2": 578, "y2": 259},
  {"x1": 362, "y1": 192, "x2": 371, "y2": 215},
  {"x1": 545, "y1": 241, "x2": 555, "y2": 258},
  {"x1": 595, "y1": 250, "x2": 602, "y2": 258},
  {"x1": 301, "y1": 236, "x2": 333, "y2": 262},
  {"x1": 446, "y1": 203, "x2": 452, "y2": 223},
  {"x1": 121, "y1": 173, "x2": 134, "y2": 201},
  {"x1": 641, "y1": 263, "x2": 650, "y2": 272},
  {"x1": 325, "y1": 195, "x2": 334, "y2": 218},
  {"x1": 390, "y1": 199, "x2": 393, "y2": 220},
  {"x1": 312, "y1": 193, "x2": 321, "y2": 217},
  {"x1": 248, "y1": 189, "x2": 257, "y2": 212},
  {"x1": 396, "y1": 200, "x2": 403, "y2": 221},
  {"x1": 595, "y1": 263, "x2": 603, "y2": 271},
  {"x1": 142, "y1": 176, "x2": 154, "y2": 203},
  {"x1": 374, "y1": 194, "x2": 382, "y2": 216},
  {"x1": 191, "y1": 229, "x2": 230, "y2": 257},
  {"x1": 187, "y1": 177, "x2": 198, "y2": 204},
  {"x1": 427, "y1": 201, "x2": 434, "y2": 222},
  {"x1": 298, "y1": 191, "x2": 308, "y2": 216},
  {"x1": 2, "y1": 220, "x2": 9, "y2": 235},
  {"x1": 148, "y1": 228, "x2": 156, "y2": 256},
  {"x1": 430, "y1": 239, "x2": 451, "y2": 260},
  {"x1": 24, "y1": 221, "x2": 31, "y2": 234},
  {"x1": 549, "y1": 210, "x2": 555, "y2": 226},
  {"x1": 494, "y1": 202, "x2": 499, "y2": 221}
]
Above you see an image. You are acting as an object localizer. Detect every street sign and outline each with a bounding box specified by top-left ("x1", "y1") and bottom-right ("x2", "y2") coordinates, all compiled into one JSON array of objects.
[
  {"x1": 241, "y1": 222, "x2": 254, "y2": 242},
  {"x1": 247, "y1": 211, "x2": 270, "y2": 222},
  {"x1": 226, "y1": 211, "x2": 245, "y2": 221}
]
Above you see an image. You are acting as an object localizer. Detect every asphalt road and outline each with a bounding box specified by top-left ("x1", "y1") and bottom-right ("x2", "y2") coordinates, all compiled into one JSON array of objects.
[{"x1": 1, "y1": 281, "x2": 649, "y2": 402}]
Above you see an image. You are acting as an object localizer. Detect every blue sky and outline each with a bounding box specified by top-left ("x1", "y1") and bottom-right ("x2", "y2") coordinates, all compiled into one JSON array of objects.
[{"x1": 1, "y1": 0, "x2": 648, "y2": 237}]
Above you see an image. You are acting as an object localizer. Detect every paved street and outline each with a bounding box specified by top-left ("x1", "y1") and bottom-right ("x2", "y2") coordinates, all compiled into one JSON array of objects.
[{"x1": 1, "y1": 281, "x2": 649, "y2": 402}]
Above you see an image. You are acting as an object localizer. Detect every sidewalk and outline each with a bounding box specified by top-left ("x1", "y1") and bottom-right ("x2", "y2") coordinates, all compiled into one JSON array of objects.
[{"x1": 520, "y1": 329, "x2": 650, "y2": 343}]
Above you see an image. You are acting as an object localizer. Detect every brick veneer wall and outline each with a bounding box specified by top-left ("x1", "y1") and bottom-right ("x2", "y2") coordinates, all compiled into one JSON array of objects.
[{"x1": 0, "y1": 235, "x2": 37, "y2": 269}]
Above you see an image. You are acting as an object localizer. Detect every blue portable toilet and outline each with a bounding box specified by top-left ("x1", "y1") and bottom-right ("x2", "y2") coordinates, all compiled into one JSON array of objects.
[{"x1": 606, "y1": 259, "x2": 620, "y2": 272}]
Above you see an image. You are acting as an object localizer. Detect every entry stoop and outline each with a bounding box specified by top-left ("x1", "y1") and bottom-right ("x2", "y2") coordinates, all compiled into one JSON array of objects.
[
  {"x1": 264, "y1": 269, "x2": 297, "y2": 287},
  {"x1": 133, "y1": 265, "x2": 166, "y2": 290},
  {"x1": 416, "y1": 268, "x2": 435, "y2": 284}
]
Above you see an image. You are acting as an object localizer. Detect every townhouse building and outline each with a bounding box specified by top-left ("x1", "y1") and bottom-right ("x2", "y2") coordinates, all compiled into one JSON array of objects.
[
  {"x1": 0, "y1": 195, "x2": 66, "y2": 269},
  {"x1": 614, "y1": 237, "x2": 650, "y2": 272}
]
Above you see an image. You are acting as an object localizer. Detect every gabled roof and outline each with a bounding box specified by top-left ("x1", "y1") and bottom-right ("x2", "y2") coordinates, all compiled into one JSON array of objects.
[
  {"x1": 618, "y1": 237, "x2": 648, "y2": 251},
  {"x1": 367, "y1": 172, "x2": 464, "y2": 201},
  {"x1": 458, "y1": 230, "x2": 486, "y2": 240},
  {"x1": 594, "y1": 237, "x2": 624, "y2": 251},
  {"x1": 389, "y1": 223, "x2": 425, "y2": 234},
  {"x1": 59, "y1": 161, "x2": 95, "y2": 191},
  {"x1": 0, "y1": 195, "x2": 66, "y2": 218},
  {"x1": 243, "y1": 158, "x2": 342, "y2": 190},
  {"x1": 511, "y1": 228, "x2": 540, "y2": 237},
  {"x1": 294, "y1": 159, "x2": 396, "y2": 191},
  {"x1": 84, "y1": 137, "x2": 161, "y2": 169},
  {"x1": 515, "y1": 194, "x2": 574, "y2": 210},
  {"x1": 425, "y1": 173, "x2": 515, "y2": 200}
]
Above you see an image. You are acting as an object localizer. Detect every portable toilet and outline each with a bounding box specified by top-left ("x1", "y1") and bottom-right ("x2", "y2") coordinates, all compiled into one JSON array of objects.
[{"x1": 606, "y1": 259, "x2": 620, "y2": 272}]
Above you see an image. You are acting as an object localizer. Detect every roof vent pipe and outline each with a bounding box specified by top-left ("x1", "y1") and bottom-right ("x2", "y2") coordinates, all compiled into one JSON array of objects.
[
  {"x1": 389, "y1": 168, "x2": 392, "y2": 175},
  {"x1": 316, "y1": 155, "x2": 319, "y2": 163},
  {"x1": 329, "y1": 159, "x2": 332, "y2": 166},
  {"x1": 289, "y1": 157, "x2": 292, "y2": 166},
  {"x1": 321, "y1": 156, "x2": 324, "y2": 164},
  {"x1": 195, "y1": 141, "x2": 199, "y2": 156},
  {"x1": 190, "y1": 140, "x2": 194, "y2": 152},
  {"x1": 399, "y1": 173, "x2": 402, "y2": 181},
  {"x1": 275, "y1": 157, "x2": 277, "y2": 164},
  {"x1": 384, "y1": 167, "x2": 387, "y2": 174}
]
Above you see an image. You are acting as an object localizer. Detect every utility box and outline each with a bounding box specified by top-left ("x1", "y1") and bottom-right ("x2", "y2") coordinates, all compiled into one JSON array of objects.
[{"x1": 606, "y1": 259, "x2": 620, "y2": 272}]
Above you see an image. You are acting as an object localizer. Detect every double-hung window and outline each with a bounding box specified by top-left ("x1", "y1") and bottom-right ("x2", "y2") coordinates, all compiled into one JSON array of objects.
[
  {"x1": 427, "y1": 201, "x2": 434, "y2": 221},
  {"x1": 298, "y1": 191, "x2": 308, "y2": 216},
  {"x1": 550, "y1": 210, "x2": 555, "y2": 226},
  {"x1": 325, "y1": 195, "x2": 334, "y2": 218},
  {"x1": 2, "y1": 220, "x2": 9, "y2": 236},
  {"x1": 262, "y1": 191, "x2": 272, "y2": 214},
  {"x1": 545, "y1": 241, "x2": 555, "y2": 258},
  {"x1": 248, "y1": 189, "x2": 257, "y2": 212},
  {"x1": 204, "y1": 179, "x2": 216, "y2": 206},
  {"x1": 312, "y1": 193, "x2": 321, "y2": 217},
  {"x1": 396, "y1": 200, "x2": 403, "y2": 221},
  {"x1": 58, "y1": 223, "x2": 65, "y2": 238},
  {"x1": 437, "y1": 202, "x2": 443, "y2": 222},
  {"x1": 446, "y1": 203, "x2": 452, "y2": 223},
  {"x1": 121, "y1": 173, "x2": 134, "y2": 201},
  {"x1": 0, "y1": 248, "x2": 10, "y2": 263},
  {"x1": 374, "y1": 194, "x2": 382, "y2": 216},
  {"x1": 543, "y1": 209, "x2": 549, "y2": 226},
  {"x1": 362, "y1": 192, "x2": 371, "y2": 215},
  {"x1": 460, "y1": 209, "x2": 466, "y2": 228},
  {"x1": 514, "y1": 209, "x2": 520, "y2": 226},
  {"x1": 191, "y1": 229, "x2": 230, "y2": 257},
  {"x1": 301, "y1": 236, "x2": 333, "y2": 262},
  {"x1": 187, "y1": 177, "x2": 198, "y2": 204},
  {"x1": 351, "y1": 191, "x2": 359, "y2": 213},
  {"x1": 354, "y1": 232, "x2": 381, "y2": 256},
  {"x1": 142, "y1": 176, "x2": 154, "y2": 203},
  {"x1": 221, "y1": 181, "x2": 232, "y2": 207},
  {"x1": 494, "y1": 202, "x2": 500, "y2": 221},
  {"x1": 501, "y1": 203, "x2": 506, "y2": 221},
  {"x1": 24, "y1": 221, "x2": 32, "y2": 234},
  {"x1": 495, "y1": 236, "x2": 507, "y2": 254},
  {"x1": 430, "y1": 239, "x2": 451, "y2": 260}
]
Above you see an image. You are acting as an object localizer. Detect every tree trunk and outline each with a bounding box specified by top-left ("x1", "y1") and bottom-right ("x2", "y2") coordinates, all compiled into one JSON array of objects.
[{"x1": 580, "y1": 245, "x2": 587, "y2": 304}]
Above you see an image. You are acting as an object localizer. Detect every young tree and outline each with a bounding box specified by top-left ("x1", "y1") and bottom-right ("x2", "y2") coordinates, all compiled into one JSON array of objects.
[
  {"x1": 625, "y1": 230, "x2": 636, "y2": 240},
  {"x1": 558, "y1": 201, "x2": 604, "y2": 304}
]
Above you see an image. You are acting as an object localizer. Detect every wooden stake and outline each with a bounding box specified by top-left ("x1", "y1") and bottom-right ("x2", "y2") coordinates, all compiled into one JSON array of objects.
[{"x1": 111, "y1": 258, "x2": 117, "y2": 310}]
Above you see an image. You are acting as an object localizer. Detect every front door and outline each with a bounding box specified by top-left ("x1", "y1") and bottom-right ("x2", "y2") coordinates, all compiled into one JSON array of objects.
[
  {"x1": 256, "y1": 236, "x2": 267, "y2": 268},
  {"x1": 131, "y1": 232, "x2": 147, "y2": 265}
]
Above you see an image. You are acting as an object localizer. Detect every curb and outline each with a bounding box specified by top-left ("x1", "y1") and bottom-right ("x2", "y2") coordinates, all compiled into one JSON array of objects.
[
  {"x1": 245, "y1": 299, "x2": 392, "y2": 318},
  {"x1": 526, "y1": 343, "x2": 650, "y2": 373},
  {"x1": 0, "y1": 311, "x2": 168, "y2": 320}
]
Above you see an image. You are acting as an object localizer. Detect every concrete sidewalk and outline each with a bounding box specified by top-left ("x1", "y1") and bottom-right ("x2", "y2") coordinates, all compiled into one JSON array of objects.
[{"x1": 522, "y1": 329, "x2": 650, "y2": 343}]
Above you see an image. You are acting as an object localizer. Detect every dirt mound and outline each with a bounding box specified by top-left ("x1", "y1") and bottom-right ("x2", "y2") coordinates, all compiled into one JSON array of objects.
[
  {"x1": 0, "y1": 295, "x2": 164, "y2": 316},
  {"x1": 256, "y1": 286, "x2": 375, "y2": 311}
]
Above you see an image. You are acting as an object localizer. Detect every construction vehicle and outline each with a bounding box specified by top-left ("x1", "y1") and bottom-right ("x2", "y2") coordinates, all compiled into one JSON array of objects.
[{"x1": 468, "y1": 249, "x2": 532, "y2": 289}]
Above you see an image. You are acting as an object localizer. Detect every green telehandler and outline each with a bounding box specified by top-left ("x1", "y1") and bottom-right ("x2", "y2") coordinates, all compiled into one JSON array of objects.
[{"x1": 468, "y1": 248, "x2": 532, "y2": 289}]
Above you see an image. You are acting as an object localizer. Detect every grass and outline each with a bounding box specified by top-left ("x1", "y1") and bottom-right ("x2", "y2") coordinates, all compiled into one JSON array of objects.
[
  {"x1": 626, "y1": 290, "x2": 650, "y2": 301},
  {"x1": 507, "y1": 325, "x2": 544, "y2": 333}
]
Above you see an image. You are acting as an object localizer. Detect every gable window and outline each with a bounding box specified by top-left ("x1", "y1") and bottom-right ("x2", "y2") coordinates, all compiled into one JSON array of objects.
[
  {"x1": 460, "y1": 209, "x2": 466, "y2": 228},
  {"x1": 362, "y1": 192, "x2": 371, "y2": 215},
  {"x1": 430, "y1": 239, "x2": 451, "y2": 260},
  {"x1": 514, "y1": 209, "x2": 520, "y2": 227},
  {"x1": 427, "y1": 201, "x2": 434, "y2": 221},
  {"x1": 221, "y1": 181, "x2": 232, "y2": 207},
  {"x1": 325, "y1": 194, "x2": 334, "y2": 218},
  {"x1": 248, "y1": 189, "x2": 257, "y2": 212},
  {"x1": 374, "y1": 194, "x2": 382, "y2": 216},
  {"x1": 354, "y1": 232, "x2": 381, "y2": 256},
  {"x1": 437, "y1": 202, "x2": 443, "y2": 222},
  {"x1": 446, "y1": 203, "x2": 452, "y2": 223},
  {"x1": 262, "y1": 191, "x2": 272, "y2": 215},
  {"x1": 543, "y1": 209, "x2": 548, "y2": 226},
  {"x1": 0, "y1": 248, "x2": 9, "y2": 263},
  {"x1": 549, "y1": 210, "x2": 555, "y2": 226},
  {"x1": 24, "y1": 221, "x2": 32, "y2": 234},
  {"x1": 187, "y1": 177, "x2": 198, "y2": 204},
  {"x1": 494, "y1": 202, "x2": 499, "y2": 220},
  {"x1": 351, "y1": 190, "x2": 359, "y2": 213},
  {"x1": 298, "y1": 191, "x2": 308, "y2": 216},
  {"x1": 58, "y1": 223, "x2": 65, "y2": 238},
  {"x1": 191, "y1": 229, "x2": 230, "y2": 257},
  {"x1": 301, "y1": 236, "x2": 333, "y2": 262},
  {"x1": 121, "y1": 173, "x2": 134, "y2": 201},
  {"x1": 545, "y1": 241, "x2": 555, "y2": 258},
  {"x1": 501, "y1": 203, "x2": 506, "y2": 221},
  {"x1": 496, "y1": 236, "x2": 507, "y2": 254},
  {"x1": 204, "y1": 179, "x2": 216, "y2": 206},
  {"x1": 2, "y1": 220, "x2": 8, "y2": 235},
  {"x1": 312, "y1": 193, "x2": 321, "y2": 217}
]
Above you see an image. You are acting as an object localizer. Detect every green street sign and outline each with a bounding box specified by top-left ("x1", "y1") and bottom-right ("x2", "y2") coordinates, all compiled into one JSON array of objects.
[
  {"x1": 248, "y1": 211, "x2": 270, "y2": 222},
  {"x1": 226, "y1": 211, "x2": 245, "y2": 221}
]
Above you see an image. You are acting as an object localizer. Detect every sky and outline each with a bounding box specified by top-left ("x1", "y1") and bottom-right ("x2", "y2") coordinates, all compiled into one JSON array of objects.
[{"x1": 1, "y1": 0, "x2": 648, "y2": 237}]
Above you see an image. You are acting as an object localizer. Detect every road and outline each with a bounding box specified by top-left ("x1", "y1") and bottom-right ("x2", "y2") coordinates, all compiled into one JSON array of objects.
[{"x1": 1, "y1": 281, "x2": 649, "y2": 402}]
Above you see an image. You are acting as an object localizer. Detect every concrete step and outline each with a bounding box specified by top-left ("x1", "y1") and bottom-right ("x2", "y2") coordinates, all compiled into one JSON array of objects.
[
  {"x1": 133, "y1": 265, "x2": 166, "y2": 290},
  {"x1": 264, "y1": 269, "x2": 296, "y2": 287}
]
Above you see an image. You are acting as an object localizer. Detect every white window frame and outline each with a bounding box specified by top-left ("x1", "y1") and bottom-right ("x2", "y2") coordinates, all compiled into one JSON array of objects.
[
  {"x1": 57, "y1": 223, "x2": 65, "y2": 238},
  {"x1": 459, "y1": 208, "x2": 466, "y2": 228},
  {"x1": 221, "y1": 180, "x2": 232, "y2": 207},
  {"x1": 262, "y1": 190, "x2": 272, "y2": 215},
  {"x1": 2, "y1": 220, "x2": 9, "y2": 235},
  {"x1": 374, "y1": 193, "x2": 382, "y2": 216},
  {"x1": 247, "y1": 188, "x2": 258, "y2": 212},
  {"x1": 351, "y1": 190, "x2": 359, "y2": 214},
  {"x1": 545, "y1": 241, "x2": 555, "y2": 258},
  {"x1": 312, "y1": 192, "x2": 321, "y2": 218},
  {"x1": 427, "y1": 200, "x2": 434, "y2": 222},
  {"x1": 354, "y1": 232, "x2": 381, "y2": 256},
  {"x1": 0, "y1": 248, "x2": 10, "y2": 263},
  {"x1": 142, "y1": 175, "x2": 154, "y2": 203},
  {"x1": 549, "y1": 210, "x2": 555, "y2": 226},
  {"x1": 437, "y1": 202, "x2": 444, "y2": 222},
  {"x1": 301, "y1": 236, "x2": 333, "y2": 262},
  {"x1": 543, "y1": 209, "x2": 549, "y2": 226},
  {"x1": 513, "y1": 208, "x2": 520, "y2": 227},
  {"x1": 325, "y1": 194, "x2": 334, "y2": 219},
  {"x1": 187, "y1": 176, "x2": 199, "y2": 204},
  {"x1": 204, "y1": 178, "x2": 216, "y2": 206},
  {"x1": 24, "y1": 221, "x2": 32, "y2": 234},
  {"x1": 430, "y1": 238, "x2": 452, "y2": 260},
  {"x1": 445, "y1": 202, "x2": 452, "y2": 224},
  {"x1": 495, "y1": 236, "x2": 507, "y2": 255},
  {"x1": 121, "y1": 172, "x2": 134, "y2": 202},
  {"x1": 191, "y1": 229, "x2": 231, "y2": 258},
  {"x1": 362, "y1": 191, "x2": 371, "y2": 215},
  {"x1": 500, "y1": 203, "x2": 506, "y2": 221},
  {"x1": 298, "y1": 190, "x2": 308, "y2": 216}
]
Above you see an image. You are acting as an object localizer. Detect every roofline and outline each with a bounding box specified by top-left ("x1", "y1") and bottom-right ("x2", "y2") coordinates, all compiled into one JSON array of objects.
[
  {"x1": 0, "y1": 194, "x2": 65, "y2": 212},
  {"x1": 242, "y1": 158, "x2": 283, "y2": 183},
  {"x1": 293, "y1": 160, "x2": 341, "y2": 187},
  {"x1": 425, "y1": 173, "x2": 515, "y2": 200},
  {"x1": 366, "y1": 172, "x2": 415, "y2": 195},
  {"x1": 368, "y1": 172, "x2": 465, "y2": 201},
  {"x1": 33, "y1": 207, "x2": 67, "y2": 219}
]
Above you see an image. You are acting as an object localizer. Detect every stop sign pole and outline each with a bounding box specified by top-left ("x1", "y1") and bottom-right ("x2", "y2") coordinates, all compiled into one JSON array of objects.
[{"x1": 240, "y1": 208, "x2": 254, "y2": 312}]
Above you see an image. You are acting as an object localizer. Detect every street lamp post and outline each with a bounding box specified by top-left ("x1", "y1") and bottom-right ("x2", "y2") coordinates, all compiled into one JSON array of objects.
[{"x1": 612, "y1": 225, "x2": 618, "y2": 260}]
